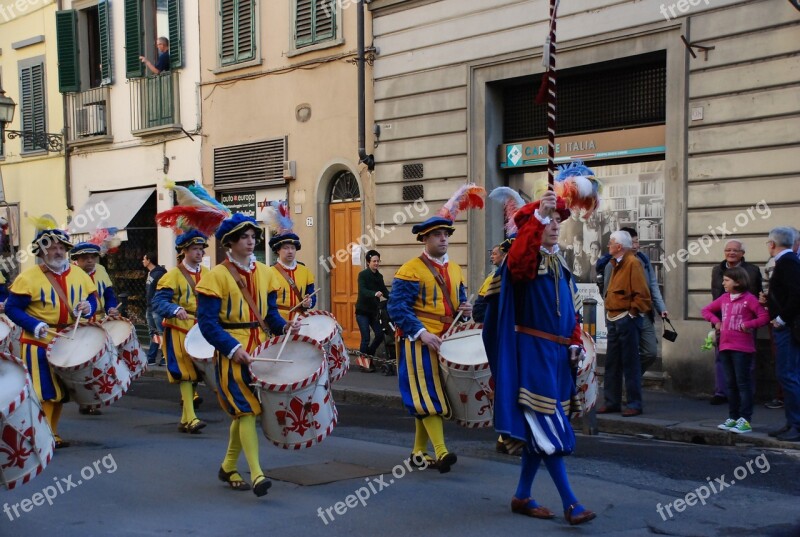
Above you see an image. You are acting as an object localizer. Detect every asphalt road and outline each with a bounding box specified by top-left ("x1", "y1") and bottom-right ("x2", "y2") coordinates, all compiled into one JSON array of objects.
[{"x1": 2, "y1": 376, "x2": 798, "y2": 537}]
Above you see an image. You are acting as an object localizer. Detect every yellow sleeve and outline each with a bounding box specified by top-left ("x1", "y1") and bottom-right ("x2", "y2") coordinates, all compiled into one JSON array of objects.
[
  {"x1": 195, "y1": 266, "x2": 228, "y2": 299},
  {"x1": 394, "y1": 260, "x2": 420, "y2": 282},
  {"x1": 9, "y1": 267, "x2": 38, "y2": 297}
]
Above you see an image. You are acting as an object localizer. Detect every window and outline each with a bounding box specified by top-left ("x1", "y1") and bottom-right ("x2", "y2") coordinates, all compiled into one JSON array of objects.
[
  {"x1": 124, "y1": 0, "x2": 183, "y2": 79},
  {"x1": 219, "y1": 0, "x2": 256, "y2": 67},
  {"x1": 55, "y1": 1, "x2": 112, "y2": 92},
  {"x1": 295, "y1": 0, "x2": 335, "y2": 49},
  {"x1": 18, "y1": 57, "x2": 47, "y2": 153}
]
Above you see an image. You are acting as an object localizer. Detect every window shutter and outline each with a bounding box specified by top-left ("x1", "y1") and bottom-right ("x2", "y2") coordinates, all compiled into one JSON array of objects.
[
  {"x1": 124, "y1": 0, "x2": 144, "y2": 78},
  {"x1": 168, "y1": 0, "x2": 183, "y2": 69},
  {"x1": 295, "y1": 0, "x2": 312, "y2": 47},
  {"x1": 219, "y1": 0, "x2": 235, "y2": 64},
  {"x1": 98, "y1": 0, "x2": 113, "y2": 84},
  {"x1": 236, "y1": 0, "x2": 255, "y2": 62},
  {"x1": 314, "y1": 0, "x2": 334, "y2": 41},
  {"x1": 20, "y1": 62, "x2": 47, "y2": 152},
  {"x1": 55, "y1": 10, "x2": 80, "y2": 93}
]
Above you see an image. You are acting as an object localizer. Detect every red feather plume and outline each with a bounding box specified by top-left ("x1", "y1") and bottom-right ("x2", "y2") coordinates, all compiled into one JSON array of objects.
[
  {"x1": 155, "y1": 206, "x2": 228, "y2": 236},
  {"x1": 438, "y1": 184, "x2": 486, "y2": 221}
]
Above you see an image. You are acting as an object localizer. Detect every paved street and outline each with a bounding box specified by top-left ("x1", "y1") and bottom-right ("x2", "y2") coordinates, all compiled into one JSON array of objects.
[{"x1": 2, "y1": 376, "x2": 798, "y2": 537}]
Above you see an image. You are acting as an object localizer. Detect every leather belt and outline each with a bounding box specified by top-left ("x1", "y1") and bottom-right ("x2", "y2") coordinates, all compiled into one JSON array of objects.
[
  {"x1": 514, "y1": 325, "x2": 571, "y2": 346},
  {"x1": 220, "y1": 321, "x2": 262, "y2": 329},
  {"x1": 416, "y1": 311, "x2": 454, "y2": 324}
]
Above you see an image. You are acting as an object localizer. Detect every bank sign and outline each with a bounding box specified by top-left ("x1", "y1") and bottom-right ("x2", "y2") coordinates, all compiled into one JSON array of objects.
[{"x1": 500, "y1": 125, "x2": 665, "y2": 168}]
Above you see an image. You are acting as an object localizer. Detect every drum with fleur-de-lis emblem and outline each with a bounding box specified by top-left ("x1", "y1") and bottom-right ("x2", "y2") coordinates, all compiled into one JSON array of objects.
[
  {"x1": 295, "y1": 311, "x2": 350, "y2": 383},
  {"x1": 0, "y1": 352, "x2": 55, "y2": 490},
  {"x1": 102, "y1": 318, "x2": 146, "y2": 381},
  {"x1": 250, "y1": 335, "x2": 337, "y2": 449},
  {"x1": 46, "y1": 323, "x2": 130, "y2": 409}
]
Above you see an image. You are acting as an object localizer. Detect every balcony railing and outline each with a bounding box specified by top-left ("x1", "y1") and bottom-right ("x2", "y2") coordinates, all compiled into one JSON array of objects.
[
  {"x1": 65, "y1": 87, "x2": 112, "y2": 145},
  {"x1": 129, "y1": 71, "x2": 181, "y2": 135}
]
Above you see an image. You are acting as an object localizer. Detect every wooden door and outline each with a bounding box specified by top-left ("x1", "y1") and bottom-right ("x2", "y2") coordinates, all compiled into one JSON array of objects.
[{"x1": 329, "y1": 201, "x2": 361, "y2": 348}]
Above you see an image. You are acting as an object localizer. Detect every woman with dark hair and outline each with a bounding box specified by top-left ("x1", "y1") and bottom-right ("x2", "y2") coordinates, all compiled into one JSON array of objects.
[{"x1": 355, "y1": 249, "x2": 389, "y2": 372}]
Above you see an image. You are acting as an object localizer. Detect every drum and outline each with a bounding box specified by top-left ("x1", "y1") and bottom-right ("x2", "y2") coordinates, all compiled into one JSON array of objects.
[
  {"x1": 574, "y1": 331, "x2": 598, "y2": 417},
  {"x1": 250, "y1": 335, "x2": 337, "y2": 450},
  {"x1": 438, "y1": 322, "x2": 494, "y2": 428},
  {"x1": 46, "y1": 323, "x2": 130, "y2": 409},
  {"x1": 0, "y1": 352, "x2": 55, "y2": 490},
  {"x1": 102, "y1": 318, "x2": 146, "y2": 381},
  {"x1": 184, "y1": 324, "x2": 218, "y2": 394},
  {"x1": 296, "y1": 311, "x2": 350, "y2": 383}
]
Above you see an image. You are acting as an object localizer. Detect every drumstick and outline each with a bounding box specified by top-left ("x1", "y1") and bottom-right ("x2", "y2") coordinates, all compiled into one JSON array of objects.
[
  {"x1": 445, "y1": 294, "x2": 475, "y2": 338},
  {"x1": 251, "y1": 357, "x2": 293, "y2": 363},
  {"x1": 274, "y1": 332, "x2": 292, "y2": 362},
  {"x1": 289, "y1": 288, "x2": 321, "y2": 313}
]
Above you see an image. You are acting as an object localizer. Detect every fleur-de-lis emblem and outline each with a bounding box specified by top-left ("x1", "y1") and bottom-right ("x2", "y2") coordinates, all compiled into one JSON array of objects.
[
  {"x1": 275, "y1": 397, "x2": 320, "y2": 437},
  {"x1": 328, "y1": 348, "x2": 346, "y2": 371},
  {"x1": 85, "y1": 365, "x2": 119, "y2": 395},
  {"x1": 0, "y1": 424, "x2": 34, "y2": 470},
  {"x1": 476, "y1": 388, "x2": 493, "y2": 416}
]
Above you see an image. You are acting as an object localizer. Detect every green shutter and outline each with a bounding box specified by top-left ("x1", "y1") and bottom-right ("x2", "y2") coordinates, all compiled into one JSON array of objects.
[
  {"x1": 55, "y1": 10, "x2": 80, "y2": 93},
  {"x1": 295, "y1": 0, "x2": 312, "y2": 47},
  {"x1": 220, "y1": 0, "x2": 254, "y2": 66},
  {"x1": 219, "y1": 0, "x2": 235, "y2": 64},
  {"x1": 168, "y1": 0, "x2": 183, "y2": 69},
  {"x1": 19, "y1": 62, "x2": 47, "y2": 152},
  {"x1": 314, "y1": 0, "x2": 335, "y2": 41},
  {"x1": 124, "y1": 0, "x2": 144, "y2": 78},
  {"x1": 296, "y1": 0, "x2": 335, "y2": 48},
  {"x1": 98, "y1": 0, "x2": 112, "y2": 84}
]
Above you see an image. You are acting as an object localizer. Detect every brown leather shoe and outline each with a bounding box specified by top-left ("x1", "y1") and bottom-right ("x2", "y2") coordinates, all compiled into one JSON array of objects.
[
  {"x1": 622, "y1": 408, "x2": 642, "y2": 417},
  {"x1": 511, "y1": 497, "x2": 556, "y2": 519},
  {"x1": 596, "y1": 406, "x2": 620, "y2": 414},
  {"x1": 564, "y1": 503, "x2": 596, "y2": 525}
]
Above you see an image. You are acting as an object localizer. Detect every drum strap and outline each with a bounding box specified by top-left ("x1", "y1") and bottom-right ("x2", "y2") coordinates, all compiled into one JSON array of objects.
[
  {"x1": 273, "y1": 264, "x2": 305, "y2": 304},
  {"x1": 222, "y1": 261, "x2": 270, "y2": 334},
  {"x1": 177, "y1": 263, "x2": 199, "y2": 294},
  {"x1": 417, "y1": 255, "x2": 457, "y2": 315},
  {"x1": 514, "y1": 325, "x2": 572, "y2": 346},
  {"x1": 39, "y1": 265, "x2": 75, "y2": 319}
]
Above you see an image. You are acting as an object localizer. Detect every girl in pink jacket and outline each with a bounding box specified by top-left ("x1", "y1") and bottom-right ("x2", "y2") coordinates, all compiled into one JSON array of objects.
[{"x1": 701, "y1": 266, "x2": 769, "y2": 434}]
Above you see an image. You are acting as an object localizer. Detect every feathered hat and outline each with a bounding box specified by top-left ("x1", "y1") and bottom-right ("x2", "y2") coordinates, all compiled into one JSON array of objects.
[
  {"x1": 262, "y1": 201, "x2": 301, "y2": 253},
  {"x1": 69, "y1": 242, "x2": 102, "y2": 258},
  {"x1": 411, "y1": 183, "x2": 486, "y2": 241},
  {"x1": 30, "y1": 215, "x2": 73, "y2": 255},
  {"x1": 553, "y1": 160, "x2": 601, "y2": 218},
  {"x1": 71, "y1": 226, "x2": 122, "y2": 258},
  {"x1": 155, "y1": 181, "x2": 232, "y2": 237},
  {"x1": 216, "y1": 213, "x2": 263, "y2": 246},
  {"x1": 488, "y1": 187, "x2": 525, "y2": 252}
]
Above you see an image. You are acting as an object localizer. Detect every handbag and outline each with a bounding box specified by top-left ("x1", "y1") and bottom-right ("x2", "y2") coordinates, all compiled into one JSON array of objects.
[{"x1": 662, "y1": 317, "x2": 678, "y2": 342}]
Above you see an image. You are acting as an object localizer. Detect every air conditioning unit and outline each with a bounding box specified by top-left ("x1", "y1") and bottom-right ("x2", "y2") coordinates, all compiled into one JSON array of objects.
[
  {"x1": 75, "y1": 104, "x2": 107, "y2": 137},
  {"x1": 283, "y1": 160, "x2": 296, "y2": 180}
]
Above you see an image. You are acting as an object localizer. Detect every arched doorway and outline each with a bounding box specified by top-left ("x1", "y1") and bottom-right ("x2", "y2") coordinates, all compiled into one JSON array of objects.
[{"x1": 328, "y1": 171, "x2": 361, "y2": 348}]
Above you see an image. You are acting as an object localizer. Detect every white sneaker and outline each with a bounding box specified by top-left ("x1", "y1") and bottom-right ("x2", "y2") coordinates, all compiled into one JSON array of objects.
[
  {"x1": 731, "y1": 418, "x2": 752, "y2": 434},
  {"x1": 717, "y1": 418, "x2": 737, "y2": 430}
]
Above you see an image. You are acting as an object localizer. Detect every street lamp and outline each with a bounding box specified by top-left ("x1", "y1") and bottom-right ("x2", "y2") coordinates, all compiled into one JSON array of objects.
[{"x1": 0, "y1": 87, "x2": 64, "y2": 152}]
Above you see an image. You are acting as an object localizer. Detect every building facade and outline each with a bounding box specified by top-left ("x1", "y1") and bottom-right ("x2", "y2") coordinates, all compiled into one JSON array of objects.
[
  {"x1": 198, "y1": 0, "x2": 375, "y2": 346},
  {"x1": 0, "y1": 0, "x2": 69, "y2": 278},
  {"x1": 369, "y1": 0, "x2": 800, "y2": 393}
]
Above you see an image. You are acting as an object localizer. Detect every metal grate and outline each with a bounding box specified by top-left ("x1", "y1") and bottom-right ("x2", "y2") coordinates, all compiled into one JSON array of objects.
[
  {"x1": 214, "y1": 137, "x2": 287, "y2": 189},
  {"x1": 503, "y1": 52, "x2": 666, "y2": 142},
  {"x1": 402, "y1": 163, "x2": 424, "y2": 180},
  {"x1": 402, "y1": 185, "x2": 424, "y2": 201},
  {"x1": 330, "y1": 171, "x2": 361, "y2": 203}
]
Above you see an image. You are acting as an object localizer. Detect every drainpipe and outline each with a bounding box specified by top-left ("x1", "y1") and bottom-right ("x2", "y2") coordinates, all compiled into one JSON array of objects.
[
  {"x1": 58, "y1": 0, "x2": 73, "y2": 210},
  {"x1": 357, "y1": 0, "x2": 374, "y2": 171}
]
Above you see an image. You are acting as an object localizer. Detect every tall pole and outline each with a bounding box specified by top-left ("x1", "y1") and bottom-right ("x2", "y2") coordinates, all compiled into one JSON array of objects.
[{"x1": 544, "y1": 0, "x2": 558, "y2": 190}]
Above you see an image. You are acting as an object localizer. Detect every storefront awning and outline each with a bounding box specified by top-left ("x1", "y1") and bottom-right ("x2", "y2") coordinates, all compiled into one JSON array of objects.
[{"x1": 69, "y1": 188, "x2": 155, "y2": 235}]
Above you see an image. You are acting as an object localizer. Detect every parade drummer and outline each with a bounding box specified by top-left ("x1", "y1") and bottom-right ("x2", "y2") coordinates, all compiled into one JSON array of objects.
[
  {"x1": 5, "y1": 220, "x2": 97, "y2": 448},
  {"x1": 196, "y1": 214, "x2": 300, "y2": 497},
  {"x1": 151, "y1": 230, "x2": 210, "y2": 434},
  {"x1": 70, "y1": 241, "x2": 120, "y2": 416},
  {"x1": 387, "y1": 184, "x2": 484, "y2": 473},
  {"x1": 264, "y1": 202, "x2": 315, "y2": 320},
  {"x1": 482, "y1": 172, "x2": 597, "y2": 525}
]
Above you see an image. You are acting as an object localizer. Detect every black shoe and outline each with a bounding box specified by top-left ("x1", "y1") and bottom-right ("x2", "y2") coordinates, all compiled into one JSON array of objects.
[
  {"x1": 776, "y1": 427, "x2": 800, "y2": 442},
  {"x1": 157, "y1": 361, "x2": 166, "y2": 367},
  {"x1": 79, "y1": 406, "x2": 102, "y2": 416},
  {"x1": 409, "y1": 452, "x2": 434, "y2": 469},
  {"x1": 436, "y1": 452, "x2": 457, "y2": 474},
  {"x1": 193, "y1": 394, "x2": 203, "y2": 409},
  {"x1": 252, "y1": 475, "x2": 272, "y2": 497},
  {"x1": 710, "y1": 395, "x2": 728, "y2": 405},
  {"x1": 769, "y1": 424, "x2": 791, "y2": 438},
  {"x1": 496, "y1": 440, "x2": 509, "y2": 454},
  {"x1": 764, "y1": 399, "x2": 784, "y2": 410}
]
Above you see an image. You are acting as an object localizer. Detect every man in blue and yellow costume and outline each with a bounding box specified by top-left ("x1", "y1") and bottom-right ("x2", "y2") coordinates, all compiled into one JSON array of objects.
[
  {"x1": 387, "y1": 184, "x2": 484, "y2": 473},
  {"x1": 196, "y1": 214, "x2": 300, "y2": 497},
  {"x1": 265, "y1": 202, "x2": 316, "y2": 320},
  {"x1": 70, "y1": 241, "x2": 120, "y2": 416},
  {"x1": 482, "y1": 173, "x2": 597, "y2": 525},
  {"x1": 6, "y1": 220, "x2": 97, "y2": 448},
  {"x1": 152, "y1": 230, "x2": 210, "y2": 434}
]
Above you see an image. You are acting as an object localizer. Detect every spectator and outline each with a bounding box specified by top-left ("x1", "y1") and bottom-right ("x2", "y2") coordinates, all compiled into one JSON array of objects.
[
  {"x1": 709, "y1": 239, "x2": 763, "y2": 405},
  {"x1": 139, "y1": 37, "x2": 170, "y2": 75},
  {"x1": 355, "y1": 249, "x2": 389, "y2": 373},
  {"x1": 143, "y1": 251, "x2": 167, "y2": 366},
  {"x1": 597, "y1": 230, "x2": 651, "y2": 417},
  {"x1": 474, "y1": 244, "x2": 505, "y2": 323},
  {"x1": 763, "y1": 227, "x2": 800, "y2": 442}
]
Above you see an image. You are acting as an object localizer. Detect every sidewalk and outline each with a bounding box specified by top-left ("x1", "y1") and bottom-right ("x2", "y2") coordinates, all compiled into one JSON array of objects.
[{"x1": 143, "y1": 356, "x2": 798, "y2": 450}]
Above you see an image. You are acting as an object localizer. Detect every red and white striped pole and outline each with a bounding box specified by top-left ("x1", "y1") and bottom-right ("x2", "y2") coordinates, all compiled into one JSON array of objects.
[{"x1": 536, "y1": 0, "x2": 559, "y2": 191}]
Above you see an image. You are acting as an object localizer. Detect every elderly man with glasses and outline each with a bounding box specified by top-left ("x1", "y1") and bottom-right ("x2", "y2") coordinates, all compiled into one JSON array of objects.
[{"x1": 709, "y1": 239, "x2": 763, "y2": 405}]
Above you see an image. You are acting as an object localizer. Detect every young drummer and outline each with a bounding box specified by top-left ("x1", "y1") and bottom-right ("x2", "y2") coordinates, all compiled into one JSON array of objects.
[
  {"x1": 151, "y1": 230, "x2": 210, "y2": 434},
  {"x1": 196, "y1": 214, "x2": 300, "y2": 497}
]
